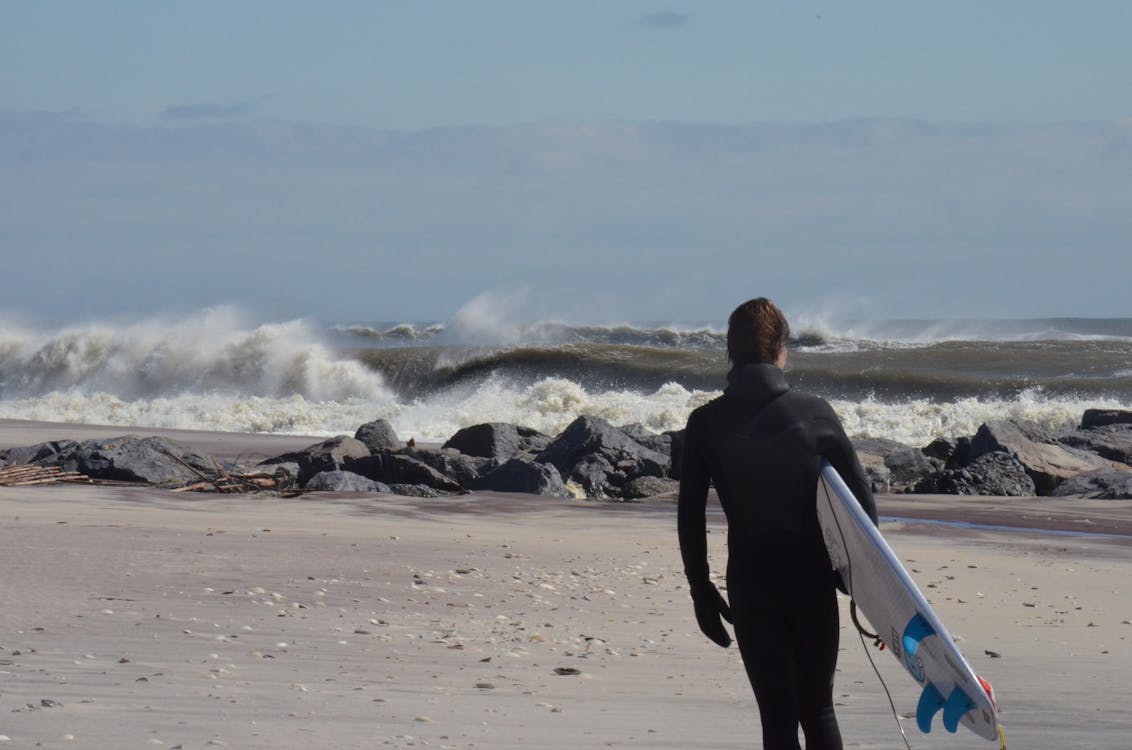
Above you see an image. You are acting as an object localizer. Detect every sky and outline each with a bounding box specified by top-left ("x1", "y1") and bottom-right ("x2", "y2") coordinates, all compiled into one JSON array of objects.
[{"x1": 2, "y1": 1, "x2": 1131, "y2": 324}]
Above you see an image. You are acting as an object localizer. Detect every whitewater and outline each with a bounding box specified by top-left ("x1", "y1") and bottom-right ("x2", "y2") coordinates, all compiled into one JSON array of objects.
[{"x1": 2, "y1": 306, "x2": 1130, "y2": 448}]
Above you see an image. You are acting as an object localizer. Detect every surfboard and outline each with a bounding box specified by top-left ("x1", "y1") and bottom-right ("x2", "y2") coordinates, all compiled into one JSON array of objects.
[{"x1": 816, "y1": 459, "x2": 1004, "y2": 744}]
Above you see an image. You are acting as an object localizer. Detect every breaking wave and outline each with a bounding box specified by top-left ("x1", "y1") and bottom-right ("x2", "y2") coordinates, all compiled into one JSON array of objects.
[{"x1": 2, "y1": 307, "x2": 1131, "y2": 446}]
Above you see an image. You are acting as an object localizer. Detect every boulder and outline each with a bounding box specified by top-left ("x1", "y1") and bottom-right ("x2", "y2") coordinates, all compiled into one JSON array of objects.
[
  {"x1": 517, "y1": 426, "x2": 553, "y2": 454},
  {"x1": 619, "y1": 424, "x2": 673, "y2": 457},
  {"x1": 921, "y1": 436, "x2": 973, "y2": 468},
  {"x1": 968, "y1": 419, "x2": 1111, "y2": 495},
  {"x1": 537, "y1": 416, "x2": 670, "y2": 494},
  {"x1": 1050, "y1": 468, "x2": 1132, "y2": 499},
  {"x1": 354, "y1": 420, "x2": 401, "y2": 453},
  {"x1": 914, "y1": 452, "x2": 1036, "y2": 497},
  {"x1": 259, "y1": 436, "x2": 370, "y2": 485},
  {"x1": 405, "y1": 447, "x2": 493, "y2": 487},
  {"x1": 443, "y1": 423, "x2": 522, "y2": 460},
  {"x1": 0, "y1": 440, "x2": 79, "y2": 466},
  {"x1": 858, "y1": 455, "x2": 891, "y2": 494},
  {"x1": 1081, "y1": 409, "x2": 1132, "y2": 429},
  {"x1": 621, "y1": 475, "x2": 679, "y2": 500},
  {"x1": 304, "y1": 470, "x2": 389, "y2": 493},
  {"x1": 346, "y1": 453, "x2": 464, "y2": 493},
  {"x1": 443, "y1": 423, "x2": 550, "y2": 460},
  {"x1": 38, "y1": 435, "x2": 216, "y2": 484},
  {"x1": 1058, "y1": 424, "x2": 1132, "y2": 465},
  {"x1": 567, "y1": 453, "x2": 619, "y2": 498},
  {"x1": 854, "y1": 437, "x2": 940, "y2": 491},
  {"x1": 469, "y1": 458, "x2": 572, "y2": 498}
]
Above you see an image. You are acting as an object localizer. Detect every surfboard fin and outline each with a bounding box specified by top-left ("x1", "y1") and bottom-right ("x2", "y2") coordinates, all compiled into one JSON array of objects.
[
  {"x1": 942, "y1": 686, "x2": 976, "y2": 733},
  {"x1": 901, "y1": 612, "x2": 936, "y2": 657},
  {"x1": 916, "y1": 683, "x2": 977, "y2": 734},
  {"x1": 916, "y1": 683, "x2": 945, "y2": 733}
]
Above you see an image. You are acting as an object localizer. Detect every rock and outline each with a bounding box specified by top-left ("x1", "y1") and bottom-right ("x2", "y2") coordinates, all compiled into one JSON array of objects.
[
  {"x1": 619, "y1": 424, "x2": 673, "y2": 457},
  {"x1": 1051, "y1": 468, "x2": 1132, "y2": 499},
  {"x1": 567, "y1": 453, "x2": 619, "y2": 498},
  {"x1": 537, "y1": 416, "x2": 669, "y2": 497},
  {"x1": 521, "y1": 430, "x2": 554, "y2": 454},
  {"x1": 858, "y1": 456, "x2": 891, "y2": 494},
  {"x1": 303, "y1": 470, "x2": 389, "y2": 493},
  {"x1": 0, "y1": 440, "x2": 78, "y2": 466},
  {"x1": 259, "y1": 436, "x2": 370, "y2": 485},
  {"x1": 469, "y1": 458, "x2": 572, "y2": 498},
  {"x1": 442, "y1": 423, "x2": 550, "y2": 460},
  {"x1": 405, "y1": 447, "x2": 493, "y2": 486},
  {"x1": 621, "y1": 475, "x2": 679, "y2": 500},
  {"x1": 354, "y1": 420, "x2": 401, "y2": 452},
  {"x1": 1059, "y1": 424, "x2": 1132, "y2": 465},
  {"x1": 885, "y1": 450, "x2": 942, "y2": 490},
  {"x1": 443, "y1": 423, "x2": 523, "y2": 460},
  {"x1": 346, "y1": 453, "x2": 464, "y2": 493},
  {"x1": 854, "y1": 437, "x2": 940, "y2": 491},
  {"x1": 921, "y1": 436, "x2": 973, "y2": 468},
  {"x1": 968, "y1": 419, "x2": 1112, "y2": 495},
  {"x1": 37, "y1": 435, "x2": 215, "y2": 484},
  {"x1": 1081, "y1": 409, "x2": 1132, "y2": 429},
  {"x1": 915, "y1": 452, "x2": 1036, "y2": 496}
]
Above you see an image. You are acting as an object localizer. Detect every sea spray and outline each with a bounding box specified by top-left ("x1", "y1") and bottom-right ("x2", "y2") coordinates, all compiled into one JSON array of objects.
[
  {"x1": 2, "y1": 310, "x2": 1131, "y2": 446},
  {"x1": 0, "y1": 309, "x2": 391, "y2": 402}
]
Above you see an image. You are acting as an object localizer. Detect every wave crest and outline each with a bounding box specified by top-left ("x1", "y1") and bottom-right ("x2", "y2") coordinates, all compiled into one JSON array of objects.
[{"x1": 0, "y1": 308, "x2": 392, "y2": 402}]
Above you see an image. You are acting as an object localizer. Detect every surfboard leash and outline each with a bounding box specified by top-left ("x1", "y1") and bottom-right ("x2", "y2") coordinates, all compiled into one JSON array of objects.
[{"x1": 850, "y1": 599, "x2": 886, "y2": 651}]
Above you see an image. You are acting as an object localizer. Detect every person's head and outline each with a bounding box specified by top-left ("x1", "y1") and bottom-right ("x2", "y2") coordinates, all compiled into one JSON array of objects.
[{"x1": 726, "y1": 297, "x2": 790, "y2": 367}]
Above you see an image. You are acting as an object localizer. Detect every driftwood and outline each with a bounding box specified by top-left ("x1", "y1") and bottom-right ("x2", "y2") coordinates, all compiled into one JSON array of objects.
[
  {"x1": 0, "y1": 461, "x2": 294, "y2": 495},
  {"x1": 0, "y1": 465, "x2": 90, "y2": 487},
  {"x1": 169, "y1": 472, "x2": 286, "y2": 495},
  {"x1": 156, "y1": 448, "x2": 299, "y2": 496}
]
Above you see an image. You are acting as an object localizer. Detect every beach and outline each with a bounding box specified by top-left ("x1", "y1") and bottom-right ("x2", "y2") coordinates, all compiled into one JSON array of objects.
[{"x1": 3, "y1": 422, "x2": 1131, "y2": 749}]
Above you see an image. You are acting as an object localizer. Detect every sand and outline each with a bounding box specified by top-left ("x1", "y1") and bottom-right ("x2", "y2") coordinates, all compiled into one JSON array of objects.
[{"x1": 2, "y1": 420, "x2": 1131, "y2": 749}]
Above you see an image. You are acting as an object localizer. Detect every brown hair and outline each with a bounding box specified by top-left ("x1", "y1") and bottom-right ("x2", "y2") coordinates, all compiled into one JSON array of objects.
[{"x1": 726, "y1": 297, "x2": 790, "y2": 365}]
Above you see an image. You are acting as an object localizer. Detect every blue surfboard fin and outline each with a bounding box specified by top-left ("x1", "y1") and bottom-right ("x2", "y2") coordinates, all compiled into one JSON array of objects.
[
  {"x1": 942, "y1": 686, "x2": 976, "y2": 733},
  {"x1": 916, "y1": 683, "x2": 945, "y2": 733},
  {"x1": 902, "y1": 613, "x2": 936, "y2": 657}
]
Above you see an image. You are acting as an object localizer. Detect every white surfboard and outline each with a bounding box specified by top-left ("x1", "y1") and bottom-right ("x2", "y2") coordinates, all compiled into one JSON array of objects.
[{"x1": 816, "y1": 460, "x2": 1003, "y2": 744}]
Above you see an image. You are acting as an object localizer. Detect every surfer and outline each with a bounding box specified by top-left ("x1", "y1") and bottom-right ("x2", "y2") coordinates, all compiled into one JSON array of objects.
[{"x1": 678, "y1": 297, "x2": 877, "y2": 750}]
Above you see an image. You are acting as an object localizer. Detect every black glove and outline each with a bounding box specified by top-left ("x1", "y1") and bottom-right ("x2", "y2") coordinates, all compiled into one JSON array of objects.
[{"x1": 689, "y1": 581, "x2": 733, "y2": 648}]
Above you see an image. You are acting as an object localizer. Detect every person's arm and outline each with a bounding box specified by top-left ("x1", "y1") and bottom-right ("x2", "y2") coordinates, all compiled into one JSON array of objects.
[
  {"x1": 677, "y1": 414, "x2": 712, "y2": 585},
  {"x1": 677, "y1": 413, "x2": 732, "y2": 647},
  {"x1": 819, "y1": 411, "x2": 878, "y2": 524}
]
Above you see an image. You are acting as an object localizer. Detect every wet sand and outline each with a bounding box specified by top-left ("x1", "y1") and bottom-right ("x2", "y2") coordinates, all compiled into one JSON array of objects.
[{"x1": 2, "y1": 420, "x2": 1132, "y2": 748}]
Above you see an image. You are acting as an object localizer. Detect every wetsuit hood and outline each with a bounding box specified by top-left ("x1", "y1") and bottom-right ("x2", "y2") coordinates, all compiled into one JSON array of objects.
[{"x1": 724, "y1": 362, "x2": 790, "y2": 401}]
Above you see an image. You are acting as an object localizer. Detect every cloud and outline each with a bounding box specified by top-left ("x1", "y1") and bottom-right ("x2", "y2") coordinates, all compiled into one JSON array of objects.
[
  {"x1": 637, "y1": 11, "x2": 691, "y2": 29},
  {"x1": 3, "y1": 116, "x2": 1130, "y2": 320},
  {"x1": 160, "y1": 101, "x2": 259, "y2": 121}
]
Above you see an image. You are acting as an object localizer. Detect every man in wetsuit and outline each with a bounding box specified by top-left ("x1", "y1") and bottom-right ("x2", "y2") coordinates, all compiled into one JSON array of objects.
[{"x1": 678, "y1": 297, "x2": 877, "y2": 750}]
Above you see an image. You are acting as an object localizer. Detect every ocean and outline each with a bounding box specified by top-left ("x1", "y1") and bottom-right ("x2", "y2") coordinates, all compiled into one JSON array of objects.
[{"x1": 1, "y1": 307, "x2": 1130, "y2": 448}]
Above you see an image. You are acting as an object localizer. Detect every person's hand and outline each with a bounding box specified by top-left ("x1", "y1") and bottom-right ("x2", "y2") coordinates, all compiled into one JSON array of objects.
[{"x1": 690, "y1": 581, "x2": 733, "y2": 647}]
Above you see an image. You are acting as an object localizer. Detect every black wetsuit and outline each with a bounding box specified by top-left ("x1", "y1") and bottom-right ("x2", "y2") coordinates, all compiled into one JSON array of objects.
[{"x1": 678, "y1": 363, "x2": 877, "y2": 750}]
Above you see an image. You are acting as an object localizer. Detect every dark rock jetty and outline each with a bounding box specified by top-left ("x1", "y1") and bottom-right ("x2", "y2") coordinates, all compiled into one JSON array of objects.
[{"x1": 2, "y1": 408, "x2": 1130, "y2": 500}]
